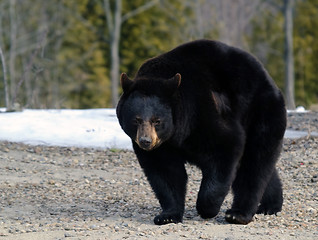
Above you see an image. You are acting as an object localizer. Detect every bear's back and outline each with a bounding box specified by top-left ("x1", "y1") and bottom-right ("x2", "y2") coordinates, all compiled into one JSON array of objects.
[
  {"x1": 136, "y1": 40, "x2": 229, "y2": 78},
  {"x1": 136, "y1": 40, "x2": 273, "y2": 97}
]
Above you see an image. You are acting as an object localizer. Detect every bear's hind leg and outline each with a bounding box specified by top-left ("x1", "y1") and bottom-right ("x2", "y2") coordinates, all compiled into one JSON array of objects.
[
  {"x1": 226, "y1": 144, "x2": 282, "y2": 224},
  {"x1": 226, "y1": 98, "x2": 285, "y2": 224},
  {"x1": 226, "y1": 137, "x2": 283, "y2": 224},
  {"x1": 257, "y1": 168, "x2": 283, "y2": 215},
  {"x1": 226, "y1": 135, "x2": 284, "y2": 224}
]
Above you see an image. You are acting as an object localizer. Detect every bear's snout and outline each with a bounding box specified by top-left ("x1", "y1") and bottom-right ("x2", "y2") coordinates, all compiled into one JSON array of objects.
[
  {"x1": 136, "y1": 122, "x2": 161, "y2": 151},
  {"x1": 139, "y1": 136, "x2": 152, "y2": 149}
]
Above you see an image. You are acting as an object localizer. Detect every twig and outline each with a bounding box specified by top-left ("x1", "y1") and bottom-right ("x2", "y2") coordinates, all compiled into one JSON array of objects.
[{"x1": 121, "y1": 0, "x2": 159, "y2": 23}]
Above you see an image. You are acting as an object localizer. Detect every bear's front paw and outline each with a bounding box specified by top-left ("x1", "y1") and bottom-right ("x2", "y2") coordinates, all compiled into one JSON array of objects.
[
  {"x1": 225, "y1": 209, "x2": 253, "y2": 225},
  {"x1": 153, "y1": 212, "x2": 182, "y2": 225}
]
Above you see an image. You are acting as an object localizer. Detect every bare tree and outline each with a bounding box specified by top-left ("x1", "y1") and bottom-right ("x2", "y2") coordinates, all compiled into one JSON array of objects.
[
  {"x1": 104, "y1": 0, "x2": 122, "y2": 108},
  {"x1": 182, "y1": 0, "x2": 262, "y2": 49},
  {"x1": 9, "y1": 0, "x2": 17, "y2": 107},
  {"x1": 213, "y1": 0, "x2": 262, "y2": 49},
  {"x1": 11, "y1": 30, "x2": 47, "y2": 107},
  {"x1": 181, "y1": 0, "x2": 216, "y2": 40},
  {"x1": 283, "y1": 0, "x2": 295, "y2": 109},
  {"x1": 0, "y1": 0, "x2": 72, "y2": 109},
  {"x1": 103, "y1": 0, "x2": 159, "y2": 107},
  {"x1": 0, "y1": 44, "x2": 10, "y2": 110}
]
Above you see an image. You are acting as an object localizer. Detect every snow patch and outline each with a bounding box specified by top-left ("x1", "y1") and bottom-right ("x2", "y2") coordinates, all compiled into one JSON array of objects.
[
  {"x1": 0, "y1": 108, "x2": 315, "y2": 149},
  {"x1": 0, "y1": 109, "x2": 132, "y2": 149}
]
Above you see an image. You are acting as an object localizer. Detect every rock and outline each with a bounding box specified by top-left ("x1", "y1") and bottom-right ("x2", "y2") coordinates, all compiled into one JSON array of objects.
[{"x1": 64, "y1": 232, "x2": 74, "y2": 237}]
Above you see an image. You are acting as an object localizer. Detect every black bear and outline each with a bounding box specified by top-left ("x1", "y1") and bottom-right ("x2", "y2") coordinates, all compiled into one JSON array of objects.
[{"x1": 116, "y1": 40, "x2": 286, "y2": 225}]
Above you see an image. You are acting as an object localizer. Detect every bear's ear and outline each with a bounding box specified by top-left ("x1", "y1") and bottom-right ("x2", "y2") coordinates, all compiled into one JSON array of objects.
[
  {"x1": 120, "y1": 73, "x2": 134, "y2": 92},
  {"x1": 165, "y1": 73, "x2": 181, "y2": 94}
]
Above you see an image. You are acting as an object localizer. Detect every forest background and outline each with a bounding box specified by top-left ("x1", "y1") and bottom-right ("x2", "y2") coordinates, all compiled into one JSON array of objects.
[{"x1": 0, "y1": 0, "x2": 317, "y2": 110}]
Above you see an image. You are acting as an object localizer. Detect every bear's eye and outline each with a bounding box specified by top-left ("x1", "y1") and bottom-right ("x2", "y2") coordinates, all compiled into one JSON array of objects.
[
  {"x1": 134, "y1": 117, "x2": 142, "y2": 125},
  {"x1": 152, "y1": 118, "x2": 161, "y2": 126}
]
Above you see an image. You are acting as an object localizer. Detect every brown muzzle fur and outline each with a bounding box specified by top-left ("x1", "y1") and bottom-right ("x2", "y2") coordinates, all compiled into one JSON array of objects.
[{"x1": 136, "y1": 122, "x2": 160, "y2": 151}]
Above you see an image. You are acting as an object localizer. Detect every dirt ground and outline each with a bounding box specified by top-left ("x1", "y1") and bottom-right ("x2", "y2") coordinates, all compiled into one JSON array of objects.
[{"x1": 0, "y1": 135, "x2": 317, "y2": 240}]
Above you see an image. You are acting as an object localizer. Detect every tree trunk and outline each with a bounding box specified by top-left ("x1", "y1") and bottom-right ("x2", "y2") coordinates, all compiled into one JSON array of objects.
[
  {"x1": 9, "y1": 0, "x2": 17, "y2": 108},
  {"x1": 0, "y1": 45, "x2": 10, "y2": 110},
  {"x1": 110, "y1": 0, "x2": 122, "y2": 107},
  {"x1": 283, "y1": 0, "x2": 296, "y2": 110}
]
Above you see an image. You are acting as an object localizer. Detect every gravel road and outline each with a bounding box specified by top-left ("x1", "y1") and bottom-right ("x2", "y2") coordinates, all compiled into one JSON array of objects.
[{"x1": 0, "y1": 112, "x2": 317, "y2": 240}]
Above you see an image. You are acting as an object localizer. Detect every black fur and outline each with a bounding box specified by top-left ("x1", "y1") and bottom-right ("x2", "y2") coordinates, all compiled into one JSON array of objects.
[{"x1": 116, "y1": 40, "x2": 286, "y2": 225}]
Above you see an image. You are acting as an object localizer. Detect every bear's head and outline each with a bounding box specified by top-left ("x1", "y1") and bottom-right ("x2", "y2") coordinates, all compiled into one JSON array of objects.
[{"x1": 117, "y1": 73, "x2": 181, "y2": 151}]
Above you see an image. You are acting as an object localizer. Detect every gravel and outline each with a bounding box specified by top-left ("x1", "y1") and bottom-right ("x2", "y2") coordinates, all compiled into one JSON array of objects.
[
  {"x1": 0, "y1": 111, "x2": 317, "y2": 239},
  {"x1": 287, "y1": 111, "x2": 318, "y2": 132}
]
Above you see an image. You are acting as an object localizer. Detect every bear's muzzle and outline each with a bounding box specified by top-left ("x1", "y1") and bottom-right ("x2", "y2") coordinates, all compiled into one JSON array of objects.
[{"x1": 136, "y1": 122, "x2": 161, "y2": 151}]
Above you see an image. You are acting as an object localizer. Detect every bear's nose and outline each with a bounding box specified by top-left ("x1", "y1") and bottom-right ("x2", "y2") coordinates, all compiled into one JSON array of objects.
[{"x1": 139, "y1": 137, "x2": 152, "y2": 149}]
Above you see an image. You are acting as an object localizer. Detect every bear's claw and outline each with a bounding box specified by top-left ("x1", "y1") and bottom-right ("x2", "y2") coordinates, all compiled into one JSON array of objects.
[
  {"x1": 256, "y1": 204, "x2": 281, "y2": 215},
  {"x1": 154, "y1": 213, "x2": 182, "y2": 225}
]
